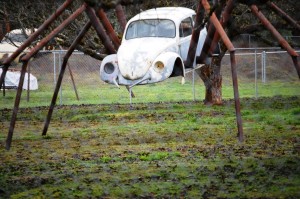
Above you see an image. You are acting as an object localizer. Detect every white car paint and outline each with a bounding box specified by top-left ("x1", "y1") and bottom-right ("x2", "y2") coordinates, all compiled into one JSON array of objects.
[{"x1": 100, "y1": 7, "x2": 207, "y2": 87}]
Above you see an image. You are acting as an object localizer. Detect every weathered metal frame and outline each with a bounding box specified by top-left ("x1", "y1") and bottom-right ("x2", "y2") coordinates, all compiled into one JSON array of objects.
[
  {"x1": 250, "y1": 4, "x2": 300, "y2": 78},
  {"x1": 1, "y1": 0, "x2": 300, "y2": 149},
  {"x1": 42, "y1": 21, "x2": 92, "y2": 136},
  {"x1": 2, "y1": 2, "x2": 126, "y2": 150}
]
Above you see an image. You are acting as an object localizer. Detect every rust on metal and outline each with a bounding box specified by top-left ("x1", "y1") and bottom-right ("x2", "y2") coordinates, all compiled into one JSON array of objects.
[
  {"x1": 230, "y1": 51, "x2": 244, "y2": 142},
  {"x1": 6, "y1": 61, "x2": 29, "y2": 150},
  {"x1": 250, "y1": 5, "x2": 298, "y2": 57},
  {"x1": 202, "y1": 0, "x2": 235, "y2": 52},
  {"x1": 185, "y1": 1, "x2": 205, "y2": 68},
  {"x1": 86, "y1": 6, "x2": 116, "y2": 54},
  {"x1": 250, "y1": 4, "x2": 300, "y2": 78},
  {"x1": 291, "y1": 56, "x2": 300, "y2": 79},
  {"x1": 208, "y1": 0, "x2": 235, "y2": 54},
  {"x1": 21, "y1": 4, "x2": 87, "y2": 62},
  {"x1": 97, "y1": 8, "x2": 121, "y2": 50},
  {"x1": 115, "y1": 4, "x2": 127, "y2": 33},
  {"x1": 196, "y1": 23, "x2": 216, "y2": 64},
  {"x1": 267, "y1": 2, "x2": 300, "y2": 32},
  {"x1": 0, "y1": 0, "x2": 74, "y2": 90},
  {"x1": 42, "y1": 21, "x2": 92, "y2": 136}
]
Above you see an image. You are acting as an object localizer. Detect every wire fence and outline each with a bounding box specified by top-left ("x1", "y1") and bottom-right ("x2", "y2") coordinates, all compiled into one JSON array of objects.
[{"x1": 0, "y1": 47, "x2": 299, "y2": 108}]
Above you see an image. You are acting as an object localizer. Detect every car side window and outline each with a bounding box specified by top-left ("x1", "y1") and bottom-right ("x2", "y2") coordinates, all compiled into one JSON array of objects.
[{"x1": 179, "y1": 17, "x2": 193, "y2": 37}]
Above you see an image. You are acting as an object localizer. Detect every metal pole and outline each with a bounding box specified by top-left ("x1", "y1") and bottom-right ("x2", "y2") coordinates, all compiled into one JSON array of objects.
[
  {"x1": 59, "y1": 51, "x2": 62, "y2": 105},
  {"x1": 261, "y1": 51, "x2": 264, "y2": 83},
  {"x1": 129, "y1": 87, "x2": 132, "y2": 105},
  {"x1": 264, "y1": 51, "x2": 267, "y2": 83},
  {"x1": 255, "y1": 49, "x2": 258, "y2": 98},
  {"x1": 250, "y1": 4, "x2": 300, "y2": 78},
  {"x1": 193, "y1": 69, "x2": 196, "y2": 101},
  {"x1": 68, "y1": 63, "x2": 80, "y2": 100},
  {"x1": 43, "y1": 21, "x2": 92, "y2": 136},
  {"x1": 249, "y1": 35, "x2": 251, "y2": 48},
  {"x1": 115, "y1": 4, "x2": 127, "y2": 33},
  {"x1": 54, "y1": 52, "x2": 56, "y2": 89},
  {"x1": 6, "y1": 61, "x2": 29, "y2": 150},
  {"x1": 21, "y1": 4, "x2": 87, "y2": 62},
  {"x1": 27, "y1": 61, "x2": 30, "y2": 102},
  {"x1": 97, "y1": 8, "x2": 120, "y2": 50},
  {"x1": 0, "y1": 0, "x2": 73, "y2": 90},
  {"x1": 85, "y1": 6, "x2": 116, "y2": 54},
  {"x1": 230, "y1": 51, "x2": 244, "y2": 142},
  {"x1": 185, "y1": 0, "x2": 205, "y2": 68}
]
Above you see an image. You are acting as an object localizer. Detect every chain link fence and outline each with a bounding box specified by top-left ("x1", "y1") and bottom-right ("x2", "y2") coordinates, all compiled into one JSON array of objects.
[{"x1": 0, "y1": 46, "x2": 300, "y2": 108}]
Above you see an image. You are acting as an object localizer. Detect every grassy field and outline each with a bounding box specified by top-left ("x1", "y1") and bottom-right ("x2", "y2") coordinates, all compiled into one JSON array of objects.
[
  {"x1": 0, "y1": 76, "x2": 299, "y2": 108},
  {"x1": 0, "y1": 86, "x2": 300, "y2": 198}
]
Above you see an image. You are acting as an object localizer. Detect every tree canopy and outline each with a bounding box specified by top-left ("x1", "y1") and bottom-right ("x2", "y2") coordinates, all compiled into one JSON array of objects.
[{"x1": 1, "y1": 0, "x2": 299, "y2": 59}]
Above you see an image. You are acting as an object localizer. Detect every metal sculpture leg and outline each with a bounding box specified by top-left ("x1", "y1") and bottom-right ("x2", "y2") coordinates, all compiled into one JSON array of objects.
[
  {"x1": 230, "y1": 51, "x2": 244, "y2": 142},
  {"x1": 6, "y1": 61, "x2": 29, "y2": 150},
  {"x1": 43, "y1": 21, "x2": 92, "y2": 136}
]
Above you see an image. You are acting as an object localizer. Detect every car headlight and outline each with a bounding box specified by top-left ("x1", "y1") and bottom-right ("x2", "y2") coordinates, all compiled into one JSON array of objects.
[
  {"x1": 154, "y1": 61, "x2": 165, "y2": 73},
  {"x1": 103, "y1": 63, "x2": 115, "y2": 74}
]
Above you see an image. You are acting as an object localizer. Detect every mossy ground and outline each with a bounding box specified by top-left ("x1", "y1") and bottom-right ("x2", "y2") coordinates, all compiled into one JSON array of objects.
[{"x1": 0, "y1": 96, "x2": 300, "y2": 198}]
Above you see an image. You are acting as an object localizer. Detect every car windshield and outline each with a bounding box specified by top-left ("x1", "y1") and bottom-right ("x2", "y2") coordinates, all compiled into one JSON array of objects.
[{"x1": 125, "y1": 19, "x2": 176, "y2": 39}]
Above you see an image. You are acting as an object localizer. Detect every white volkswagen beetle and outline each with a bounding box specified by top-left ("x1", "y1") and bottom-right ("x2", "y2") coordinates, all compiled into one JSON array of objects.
[{"x1": 100, "y1": 7, "x2": 207, "y2": 88}]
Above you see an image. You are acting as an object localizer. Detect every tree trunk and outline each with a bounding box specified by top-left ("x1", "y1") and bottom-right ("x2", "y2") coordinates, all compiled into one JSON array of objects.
[{"x1": 197, "y1": 56, "x2": 222, "y2": 105}]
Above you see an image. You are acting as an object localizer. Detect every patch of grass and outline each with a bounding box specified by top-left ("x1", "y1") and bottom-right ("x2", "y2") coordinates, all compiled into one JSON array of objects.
[{"x1": 0, "y1": 96, "x2": 300, "y2": 198}]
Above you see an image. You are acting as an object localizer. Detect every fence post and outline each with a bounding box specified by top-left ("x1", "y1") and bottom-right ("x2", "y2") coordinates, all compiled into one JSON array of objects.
[
  {"x1": 53, "y1": 52, "x2": 56, "y2": 89},
  {"x1": 261, "y1": 51, "x2": 266, "y2": 83},
  {"x1": 255, "y1": 49, "x2": 258, "y2": 98},
  {"x1": 59, "y1": 50, "x2": 62, "y2": 105},
  {"x1": 193, "y1": 69, "x2": 196, "y2": 101}
]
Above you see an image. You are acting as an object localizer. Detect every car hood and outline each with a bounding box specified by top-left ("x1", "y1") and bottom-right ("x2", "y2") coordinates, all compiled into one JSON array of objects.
[{"x1": 117, "y1": 38, "x2": 175, "y2": 80}]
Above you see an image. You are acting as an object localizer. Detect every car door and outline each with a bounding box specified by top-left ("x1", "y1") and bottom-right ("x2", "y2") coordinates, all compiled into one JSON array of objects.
[{"x1": 178, "y1": 17, "x2": 193, "y2": 61}]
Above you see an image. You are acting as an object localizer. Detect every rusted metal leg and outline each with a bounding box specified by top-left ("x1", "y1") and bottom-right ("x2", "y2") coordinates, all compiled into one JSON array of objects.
[
  {"x1": 250, "y1": 4, "x2": 299, "y2": 78},
  {"x1": 196, "y1": 23, "x2": 216, "y2": 64},
  {"x1": 185, "y1": 1, "x2": 205, "y2": 68},
  {"x1": 67, "y1": 63, "x2": 80, "y2": 100},
  {"x1": 6, "y1": 61, "x2": 29, "y2": 150},
  {"x1": 208, "y1": 0, "x2": 235, "y2": 54},
  {"x1": 291, "y1": 56, "x2": 300, "y2": 78},
  {"x1": 267, "y1": 1, "x2": 300, "y2": 32},
  {"x1": 97, "y1": 8, "x2": 120, "y2": 50},
  {"x1": 202, "y1": 0, "x2": 234, "y2": 52},
  {"x1": 86, "y1": 6, "x2": 116, "y2": 54},
  {"x1": 21, "y1": 4, "x2": 87, "y2": 62},
  {"x1": 0, "y1": 0, "x2": 73, "y2": 89},
  {"x1": 230, "y1": 51, "x2": 244, "y2": 142},
  {"x1": 115, "y1": 4, "x2": 127, "y2": 33},
  {"x1": 42, "y1": 21, "x2": 92, "y2": 136}
]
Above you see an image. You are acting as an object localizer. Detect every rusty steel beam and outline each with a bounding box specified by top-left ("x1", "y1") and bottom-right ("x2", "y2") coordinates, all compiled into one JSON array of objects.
[
  {"x1": 196, "y1": 23, "x2": 216, "y2": 64},
  {"x1": 208, "y1": 0, "x2": 235, "y2": 54},
  {"x1": 230, "y1": 51, "x2": 244, "y2": 142},
  {"x1": 6, "y1": 61, "x2": 29, "y2": 150},
  {"x1": 200, "y1": 0, "x2": 243, "y2": 141},
  {"x1": 202, "y1": 0, "x2": 235, "y2": 52},
  {"x1": 21, "y1": 4, "x2": 87, "y2": 62},
  {"x1": 86, "y1": 6, "x2": 116, "y2": 54},
  {"x1": 291, "y1": 56, "x2": 300, "y2": 80},
  {"x1": 250, "y1": 4, "x2": 300, "y2": 78},
  {"x1": 0, "y1": 0, "x2": 74, "y2": 90},
  {"x1": 250, "y1": 5, "x2": 298, "y2": 57},
  {"x1": 185, "y1": 1, "x2": 205, "y2": 68},
  {"x1": 42, "y1": 21, "x2": 92, "y2": 136},
  {"x1": 115, "y1": 4, "x2": 127, "y2": 33},
  {"x1": 97, "y1": 8, "x2": 121, "y2": 50},
  {"x1": 267, "y1": 1, "x2": 300, "y2": 32}
]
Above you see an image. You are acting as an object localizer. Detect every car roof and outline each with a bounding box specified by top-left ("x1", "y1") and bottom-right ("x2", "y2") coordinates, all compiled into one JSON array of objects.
[{"x1": 128, "y1": 7, "x2": 195, "y2": 24}]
